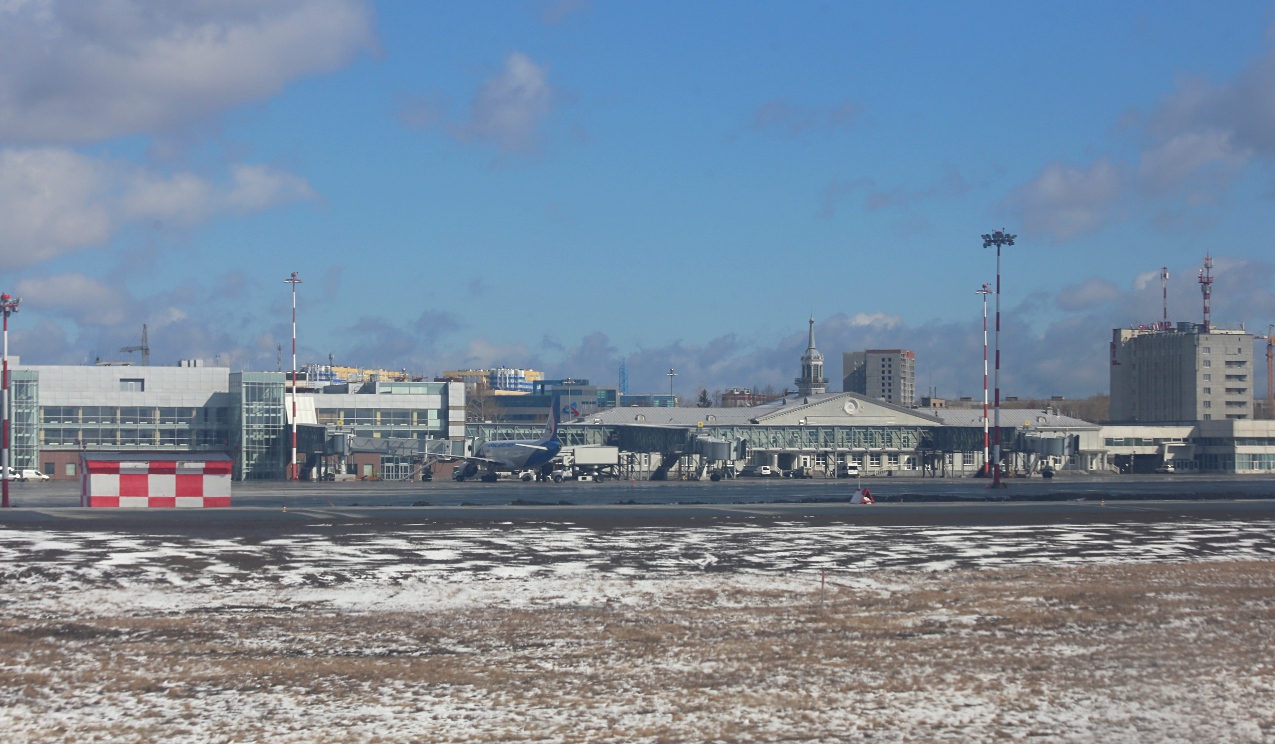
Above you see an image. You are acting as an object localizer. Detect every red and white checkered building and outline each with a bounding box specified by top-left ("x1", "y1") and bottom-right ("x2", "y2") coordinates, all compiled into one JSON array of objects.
[{"x1": 80, "y1": 453, "x2": 232, "y2": 508}]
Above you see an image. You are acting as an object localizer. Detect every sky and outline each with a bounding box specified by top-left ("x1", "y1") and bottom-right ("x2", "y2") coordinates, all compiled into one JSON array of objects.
[{"x1": 4, "y1": 1, "x2": 1275, "y2": 400}]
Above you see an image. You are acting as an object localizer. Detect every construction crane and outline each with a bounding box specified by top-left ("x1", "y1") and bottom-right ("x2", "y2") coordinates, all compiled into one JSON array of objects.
[{"x1": 120, "y1": 324, "x2": 150, "y2": 366}]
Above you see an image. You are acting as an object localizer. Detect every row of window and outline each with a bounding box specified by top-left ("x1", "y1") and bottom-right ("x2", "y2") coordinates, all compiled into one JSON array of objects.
[
  {"x1": 1111, "y1": 436, "x2": 1275, "y2": 446},
  {"x1": 40, "y1": 406, "x2": 229, "y2": 425},
  {"x1": 40, "y1": 428, "x2": 230, "y2": 447},
  {"x1": 315, "y1": 409, "x2": 442, "y2": 426}
]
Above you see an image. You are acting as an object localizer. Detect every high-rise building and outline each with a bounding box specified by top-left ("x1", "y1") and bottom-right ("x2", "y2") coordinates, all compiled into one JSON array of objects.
[
  {"x1": 1110, "y1": 322, "x2": 1253, "y2": 422},
  {"x1": 843, "y1": 349, "x2": 915, "y2": 407}
]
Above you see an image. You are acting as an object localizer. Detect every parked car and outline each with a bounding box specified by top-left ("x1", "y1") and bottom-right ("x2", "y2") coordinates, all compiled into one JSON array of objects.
[
  {"x1": 756, "y1": 465, "x2": 772, "y2": 477},
  {"x1": 1154, "y1": 463, "x2": 1176, "y2": 474}
]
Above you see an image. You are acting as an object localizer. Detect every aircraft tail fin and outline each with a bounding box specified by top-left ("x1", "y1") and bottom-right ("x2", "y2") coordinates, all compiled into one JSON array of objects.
[{"x1": 540, "y1": 395, "x2": 561, "y2": 443}]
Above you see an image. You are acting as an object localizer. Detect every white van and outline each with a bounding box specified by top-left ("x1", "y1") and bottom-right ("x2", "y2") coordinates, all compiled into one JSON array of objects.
[{"x1": 20, "y1": 469, "x2": 49, "y2": 482}]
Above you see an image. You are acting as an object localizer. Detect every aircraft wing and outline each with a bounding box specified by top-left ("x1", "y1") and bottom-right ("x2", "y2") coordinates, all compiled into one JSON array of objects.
[{"x1": 452, "y1": 455, "x2": 505, "y2": 465}]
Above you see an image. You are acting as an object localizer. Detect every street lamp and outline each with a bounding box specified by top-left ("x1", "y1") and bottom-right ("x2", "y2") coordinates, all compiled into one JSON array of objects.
[
  {"x1": 981, "y1": 229, "x2": 1016, "y2": 488},
  {"x1": 1, "y1": 293, "x2": 19, "y2": 508},
  {"x1": 284, "y1": 272, "x2": 302, "y2": 480},
  {"x1": 976, "y1": 283, "x2": 992, "y2": 478}
]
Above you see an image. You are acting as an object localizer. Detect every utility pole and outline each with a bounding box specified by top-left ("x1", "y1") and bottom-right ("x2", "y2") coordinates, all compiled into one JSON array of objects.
[
  {"x1": 977, "y1": 283, "x2": 992, "y2": 477},
  {"x1": 285, "y1": 272, "x2": 302, "y2": 480},
  {"x1": 0, "y1": 293, "x2": 19, "y2": 508},
  {"x1": 982, "y1": 230, "x2": 1016, "y2": 488}
]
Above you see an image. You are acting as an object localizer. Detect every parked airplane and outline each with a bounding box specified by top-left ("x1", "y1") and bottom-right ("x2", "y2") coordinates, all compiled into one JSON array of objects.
[{"x1": 453, "y1": 396, "x2": 564, "y2": 482}]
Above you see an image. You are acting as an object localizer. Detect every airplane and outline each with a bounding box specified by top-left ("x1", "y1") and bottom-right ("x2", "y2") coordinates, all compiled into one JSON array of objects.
[{"x1": 453, "y1": 396, "x2": 564, "y2": 482}]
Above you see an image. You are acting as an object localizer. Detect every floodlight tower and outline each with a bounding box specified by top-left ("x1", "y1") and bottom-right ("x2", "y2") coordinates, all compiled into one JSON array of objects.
[
  {"x1": 0, "y1": 293, "x2": 19, "y2": 508},
  {"x1": 667, "y1": 368, "x2": 677, "y2": 401},
  {"x1": 981, "y1": 229, "x2": 1016, "y2": 488},
  {"x1": 285, "y1": 272, "x2": 302, "y2": 480},
  {"x1": 976, "y1": 283, "x2": 992, "y2": 477},
  {"x1": 1198, "y1": 254, "x2": 1213, "y2": 333}
]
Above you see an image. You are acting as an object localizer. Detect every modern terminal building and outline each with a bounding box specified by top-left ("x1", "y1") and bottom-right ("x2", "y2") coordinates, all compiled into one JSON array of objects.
[{"x1": 15, "y1": 361, "x2": 464, "y2": 481}]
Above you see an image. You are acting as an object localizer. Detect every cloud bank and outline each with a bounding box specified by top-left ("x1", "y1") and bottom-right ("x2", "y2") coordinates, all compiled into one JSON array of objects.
[{"x1": 0, "y1": 0, "x2": 374, "y2": 144}]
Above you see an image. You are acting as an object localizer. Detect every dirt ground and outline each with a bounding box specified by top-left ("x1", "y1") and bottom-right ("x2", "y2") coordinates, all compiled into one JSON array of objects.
[{"x1": 3, "y1": 559, "x2": 1274, "y2": 742}]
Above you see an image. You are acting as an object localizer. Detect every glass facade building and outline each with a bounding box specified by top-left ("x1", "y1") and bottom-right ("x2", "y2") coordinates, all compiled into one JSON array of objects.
[
  {"x1": 13, "y1": 365, "x2": 463, "y2": 481},
  {"x1": 230, "y1": 372, "x2": 287, "y2": 481}
]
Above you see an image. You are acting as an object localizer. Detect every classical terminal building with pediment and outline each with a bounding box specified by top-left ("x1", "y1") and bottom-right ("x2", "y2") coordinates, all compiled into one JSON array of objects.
[{"x1": 471, "y1": 320, "x2": 1106, "y2": 480}]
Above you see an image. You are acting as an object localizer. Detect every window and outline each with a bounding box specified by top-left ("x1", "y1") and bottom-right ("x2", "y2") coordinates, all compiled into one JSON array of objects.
[
  {"x1": 65, "y1": 463, "x2": 76, "y2": 477},
  {"x1": 1203, "y1": 401, "x2": 1212, "y2": 408},
  {"x1": 1204, "y1": 414, "x2": 1212, "y2": 420},
  {"x1": 1203, "y1": 387, "x2": 1212, "y2": 394},
  {"x1": 869, "y1": 453, "x2": 881, "y2": 468},
  {"x1": 120, "y1": 378, "x2": 144, "y2": 392},
  {"x1": 1203, "y1": 374, "x2": 1212, "y2": 381},
  {"x1": 1203, "y1": 360, "x2": 1212, "y2": 368},
  {"x1": 1203, "y1": 347, "x2": 1211, "y2": 354}
]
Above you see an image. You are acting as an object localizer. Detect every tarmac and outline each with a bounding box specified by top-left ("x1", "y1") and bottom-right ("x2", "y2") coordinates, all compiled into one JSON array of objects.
[{"x1": 0, "y1": 474, "x2": 1273, "y2": 534}]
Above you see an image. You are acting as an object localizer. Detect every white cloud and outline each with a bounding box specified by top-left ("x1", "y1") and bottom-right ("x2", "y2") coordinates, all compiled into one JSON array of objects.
[
  {"x1": 0, "y1": 0, "x2": 374, "y2": 144},
  {"x1": 847, "y1": 312, "x2": 903, "y2": 329},
  {"x1": 1004, "y1": 30, "x2": 1275, "y2": 242},
  {"x1": 1001, "y1": 158, "x2": 1126, "y2": 242},
  {"x1": 458, "y1": 52, "x2": 555, "y2": 153},
  {"x1": 1056, "y1": 277, "x2": 1122, "y2": 311},
  {"x1": 0, "y1": 147, "x2": 315, "y2": 269},
  {"x1": 15, "y1": 273, "x2": 128, "y2": 326}
]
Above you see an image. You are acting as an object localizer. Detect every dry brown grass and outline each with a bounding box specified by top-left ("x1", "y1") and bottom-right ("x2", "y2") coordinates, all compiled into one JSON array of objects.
[{"x1": 2, "y1": 561, "x2": 1274, "y2": 742}]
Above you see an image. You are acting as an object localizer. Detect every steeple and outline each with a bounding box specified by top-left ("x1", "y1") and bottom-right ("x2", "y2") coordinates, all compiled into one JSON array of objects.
[{"x1": 795, "y1": 316, "x2": 828, "y2": 396}]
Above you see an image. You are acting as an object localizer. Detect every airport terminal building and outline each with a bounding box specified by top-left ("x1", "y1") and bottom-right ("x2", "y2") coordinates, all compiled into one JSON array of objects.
[{"x1": 14, "y1": 363, "x2": 464, "y2": 481}]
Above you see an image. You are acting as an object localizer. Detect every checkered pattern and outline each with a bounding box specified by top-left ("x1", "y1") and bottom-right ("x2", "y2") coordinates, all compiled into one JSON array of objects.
[{"x1": 81, "y1": 459, "x2": 232, "y2": 508}]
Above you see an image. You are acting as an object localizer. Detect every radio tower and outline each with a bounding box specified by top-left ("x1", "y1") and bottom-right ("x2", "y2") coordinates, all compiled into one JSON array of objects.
[{"x1": 1198, "y1": 255, "x2": 1213, "y2": 333}]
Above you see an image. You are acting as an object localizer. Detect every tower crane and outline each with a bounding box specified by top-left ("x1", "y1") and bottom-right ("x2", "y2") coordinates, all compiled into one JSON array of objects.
[{"x1": 120, "y1": 324, "x2": 149, "y2": 366}]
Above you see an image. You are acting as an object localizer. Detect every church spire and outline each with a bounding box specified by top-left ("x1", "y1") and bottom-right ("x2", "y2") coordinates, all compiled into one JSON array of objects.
[{"x1": 796, "y1": 316, "x2": 828, "y2": 396}]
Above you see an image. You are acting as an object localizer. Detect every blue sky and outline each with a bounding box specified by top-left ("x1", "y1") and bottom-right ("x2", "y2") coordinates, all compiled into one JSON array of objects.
[{"x1": 4, "y1": 1, "x2": 1275, "y2": 400}]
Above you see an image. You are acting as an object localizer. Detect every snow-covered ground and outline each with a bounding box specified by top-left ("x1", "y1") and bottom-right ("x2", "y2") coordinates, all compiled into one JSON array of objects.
[{"x1": 2, "y1": 521, "x2": 1274, "y2": 741}]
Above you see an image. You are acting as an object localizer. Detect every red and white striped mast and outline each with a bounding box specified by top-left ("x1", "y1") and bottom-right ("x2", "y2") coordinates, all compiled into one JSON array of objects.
[
  {"x1": 0, "y1": 293, "x2": 18, "y2": 508},
  {"x1": 976, "y1": 283, "x2": 992, "y2": 477},
  {"x1": 1198, "y1": 255, "x2": 1213, "y2": 333},
  {"x1": 285, "y1": 272, "x2": 302, "y2": 480},
  {"x1": 982, "y1": 229, "x2": 1015, "y2": 488}
]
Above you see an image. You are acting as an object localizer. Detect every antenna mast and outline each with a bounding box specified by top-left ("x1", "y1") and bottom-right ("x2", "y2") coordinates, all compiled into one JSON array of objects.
[
  {"x1": 1159, "y1": 267, "x2": 1170, "y2": 331},
  {"x1": 1198, "y1": 255, "x2": 1213, "y2": 333}
]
